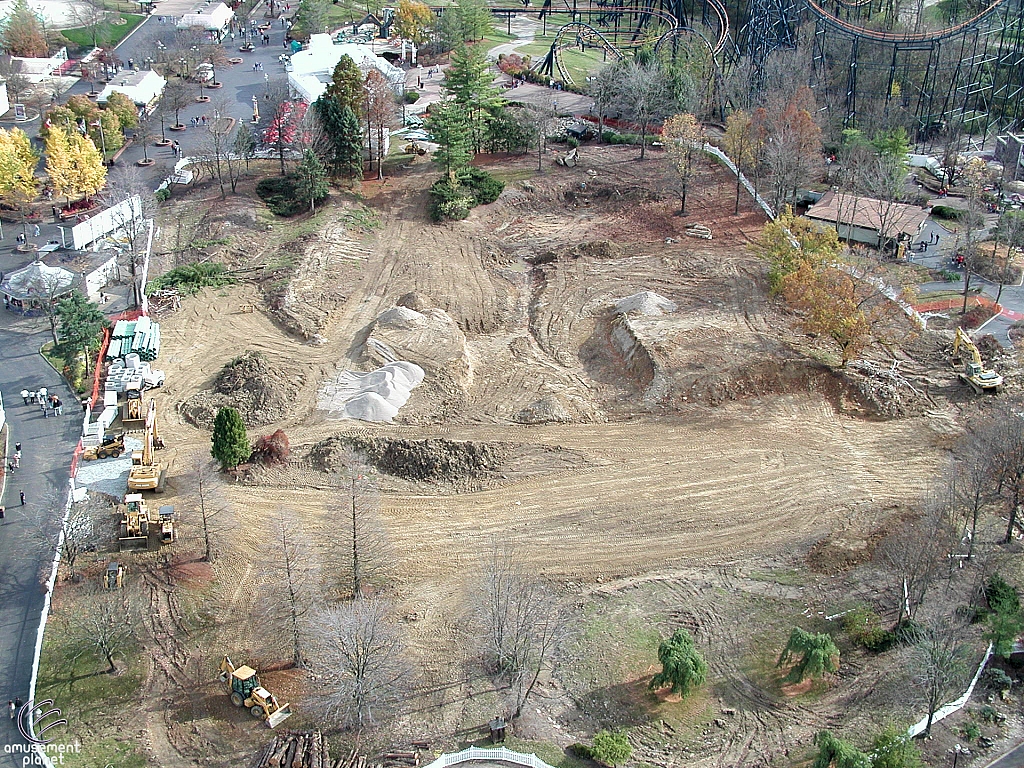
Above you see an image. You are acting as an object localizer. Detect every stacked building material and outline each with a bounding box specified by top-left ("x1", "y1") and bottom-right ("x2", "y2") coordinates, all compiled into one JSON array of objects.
[
  {"x1": 248, "y1": 731, "x2": 334, "y2": 768},
  {"x1": 105, "y1": 318, "x2": 161, "y2": 361}
]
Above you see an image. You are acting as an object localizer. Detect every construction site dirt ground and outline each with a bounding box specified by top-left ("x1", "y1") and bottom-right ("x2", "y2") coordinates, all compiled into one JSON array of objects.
[{"x1": 53, "y1": 145, "x2": 1024, "y2": 768}]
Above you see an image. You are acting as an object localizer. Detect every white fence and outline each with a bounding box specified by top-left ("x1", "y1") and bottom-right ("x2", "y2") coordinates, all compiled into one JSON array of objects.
[
  {"x1": 906, "y1": 642, "x2": 993, "y2": 739},
  {"x1": 423, "y1": 747, "x2": 556, "y2": 768}
]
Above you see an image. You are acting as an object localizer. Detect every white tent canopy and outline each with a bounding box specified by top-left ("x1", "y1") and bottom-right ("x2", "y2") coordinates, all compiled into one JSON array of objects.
[
  {"x1": 287, "y1": 35, "x2": 404, "y2": 103},
  {"x1": 177, "y1": 1, "x2": 234, "y2": 32},
  {"x1": 1, "y1": 260, "x2": 75, "y2": 309},
  {"x1": 97, "y1": 70, "x2": 166, "y2": 107}
]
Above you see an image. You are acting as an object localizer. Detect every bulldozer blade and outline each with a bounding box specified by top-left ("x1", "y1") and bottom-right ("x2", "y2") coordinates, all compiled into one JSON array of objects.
[
  {"x1": 118, "y1": 536, "x2": 148, "y2": 551},
  {"x1": 265, "y1": 704, "x2": 293, "y2": 729}
]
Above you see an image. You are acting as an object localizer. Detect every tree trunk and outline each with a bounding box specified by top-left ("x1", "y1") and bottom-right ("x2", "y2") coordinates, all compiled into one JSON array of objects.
[
  {"x1": 680, "y1": 187, "x2": 686, "y2": 215},
  {"x1": 1004, "y1": 503, "x2": 1019, "y2": 544},
  {"x1": 734, "y1": 172, "x2": 742, "y2": 215},
  {"x1": 962, "y1": 268, "x2": 972, "y2": 315}
]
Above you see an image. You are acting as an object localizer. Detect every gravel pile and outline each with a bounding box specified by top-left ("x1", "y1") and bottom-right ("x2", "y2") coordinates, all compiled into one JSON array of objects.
[
  {"x1": 614, "y1": 291, "x2": 678, "y2": 316},
  {"x1": 318, "y1": 361, "x2": 425, "y2": 422}
]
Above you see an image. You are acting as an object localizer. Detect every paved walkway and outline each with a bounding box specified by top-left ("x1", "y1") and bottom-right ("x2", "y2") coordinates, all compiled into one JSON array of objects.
[{"x1": 0, "y1": 320, "x2": 80, "y2": 763}]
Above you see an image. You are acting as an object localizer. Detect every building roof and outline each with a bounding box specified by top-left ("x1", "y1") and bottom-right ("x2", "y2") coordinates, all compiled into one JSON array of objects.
[
  {"x1": 287, "y1": 35, "x2": 404, "y2": 103},
  {"x1": 805, "y1": 190, "x2": 929, "y2": 238},
  {"x1": 0, "y1": 260, "x2": 75, "y2": 300},
  {"x1": 177, "y1": 1, "x2": 234, "y2": 29},
  {"x1": 97, "y1": 69, "x2": 165, "y2": 105}
]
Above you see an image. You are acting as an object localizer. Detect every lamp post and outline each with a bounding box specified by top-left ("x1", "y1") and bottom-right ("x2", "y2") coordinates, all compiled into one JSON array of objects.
[
  {"x1": 180, "y1": 57, "x2": 188, "y2": 78},
  {"x1": 950, "y1": 744, "x2": 968, "y2": 768},
  {"x1": 264, "y1": 72, "x2": 269, "y2": 98},
  {"x1": 90, "y1": 119, "x2": 107, "y2": 163}
]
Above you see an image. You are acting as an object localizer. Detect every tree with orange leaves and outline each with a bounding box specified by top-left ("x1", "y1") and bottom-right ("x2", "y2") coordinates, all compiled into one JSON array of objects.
[{"x1": 762, "y1": 86, "x2": 822, "y2": 214}]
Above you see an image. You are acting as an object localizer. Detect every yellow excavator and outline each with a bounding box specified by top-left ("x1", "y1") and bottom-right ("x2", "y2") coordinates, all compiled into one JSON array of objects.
[
  {"x1": 218, "y1": 656, "x2": 293, "y2": 728},
  {"x1": 127, "y1": 399, "x2": 166, "y2": 493},
  {"x1": 953, "y1": 327, "x2": 1004, "y2": 394}
]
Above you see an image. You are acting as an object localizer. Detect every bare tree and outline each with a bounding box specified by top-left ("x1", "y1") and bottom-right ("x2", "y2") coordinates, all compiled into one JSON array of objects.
[
  {"x1": 911, "y1": 618, "x2": 972, "y2": 737},
  {"x1": 952, "y1": 438, "x2": 997, "y2": 561},
  {"x1": 333, "y1": 459, "x2": 392, "y2": 600},
  {"x1": 518, "y1": 103, "x2": 556, "y2": 172},
  {"x1": 187, "y1": 456, "x2": 235, "y2": 563},
  {"x1": 480, "y1": 545, "x2": 566, "y2": 719},
  {"x1": 307, "y1": 597, "x2": 412, "y2": 732},
  {"x1": 102, "y1": 165, "x2": 155, "y2": 309},
  {"x1": 612, "y1": 61, "x2": 677, "y2": 160},
  {"x1": 364, "y1": 70, "x2": 395, "y2": 180},
  {"x1": 877, "y1": 503, "x2": 953, "y2": 621},
  {"x1": 62, "y1": 586, "x2": 139, "y2": 675},
  {"x1": 65, "y1": 0, "x2": 112, "y2": 50},
  {"x1": 980, "y1": 398, "x2": 1024, "y2": 543},
  {"x1": 29, "y1": 491, "x2": 96, "y2": 582}
]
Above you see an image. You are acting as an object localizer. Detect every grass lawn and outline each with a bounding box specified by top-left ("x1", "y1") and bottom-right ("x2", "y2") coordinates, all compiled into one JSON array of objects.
[{"x1": 61, "y1": 13, "x2": 145, "y2": 50}]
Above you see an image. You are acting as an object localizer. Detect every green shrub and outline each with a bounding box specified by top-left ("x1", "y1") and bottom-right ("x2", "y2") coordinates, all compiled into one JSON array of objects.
[
  {"x1": 154, "y1": 188, "x2": 170, "y2": 202},
  {"x1": 932, "y1": 205, "x2": 965, "y2": 221},
  {"x1": 987, "y1": 573, "x2": 1021, "y2": 615},
  {"x1": 404, "y1": 90, "x2": 420, "y2": 103},
  {"x1": 462, "y1": 167, "x2": 504, "y2": 205},
  {"x1": 842, "y1": 606, "x2": 896, "y2": 652},
  {"x1": 939, "y1": 269, "x2": 961, "y2": 282},
  {"x1": 567, "y1": 744, "x2": 593, "y2": 760},
  {"x1": 591, "y1": 730, "x2": 632, "y2": 767},
  {"x1": 147, "y1": 262, "x2": 232, "y2": 295},
  {"x1": 983, "y1": 668, "x2": 1014, "y2": 691},
  {"x1": 256, "y1": 176, "x2": 306, "y2": 217},
  {"x1": 567, "y1": 136, "x2": 580, "y2": 149},
  {"x1": 980, "y1": 704, "x2": 1001, "y2": 723},
  {"x1": 893, "y1": 619, "x2": 924, "y2": 646},
  {"x1": 963, "y1": 721, "x2": 981, "y2": 742}
]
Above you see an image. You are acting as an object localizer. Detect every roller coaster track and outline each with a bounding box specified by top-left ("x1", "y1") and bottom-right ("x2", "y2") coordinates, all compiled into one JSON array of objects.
[
  {"x1": 805, "y1": 0, "x2": 1013, "y2": 43},
  {"x1": 548, "y1": 22, "x2": 627, "y2": 83}
]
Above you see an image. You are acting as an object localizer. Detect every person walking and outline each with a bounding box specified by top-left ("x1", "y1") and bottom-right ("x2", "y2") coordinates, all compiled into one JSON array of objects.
[
  {"x1": 55, "y1": 398, "x2": 62, "y2": 416},
  {"x1": 15, "y1": 442, "x2": 21, "y2": 453},
  {"x1": 19, "y1": 491, "x2": 24, "y2": 506},
  {"x1": 7, "y1": 701, "x2": 12, "y2": 719},
  {"x1": 20, "y1": 390, "x2": 28, "y2": 405},
  {"x1": 13, "y1": 453, "x2": 20, "y2": 469},
  {"x1": 39, "y1": 400, "x2": 47, "y2": 417}
]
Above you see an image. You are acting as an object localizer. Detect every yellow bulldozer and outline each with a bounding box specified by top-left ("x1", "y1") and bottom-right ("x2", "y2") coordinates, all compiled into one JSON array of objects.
[
  {"x1": 218, "y1": 656, "x2": 293, "y2": 728},
  {"x1": 127, "y1": 399, "x2": 167, "y2": 493},
  {"x1": 117, "y1": 493, "x2": 175, "y2": 550},
  {"x1": 953, "y1": 327, "x2": 1003, "y2": 394}
]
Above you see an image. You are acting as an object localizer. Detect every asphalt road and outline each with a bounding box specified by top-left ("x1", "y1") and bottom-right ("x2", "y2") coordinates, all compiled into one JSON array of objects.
[
  {"x1": 0, "y1": 320, "x2": 79, "y2": 762},
  {"x1": 983, "y1": 741, "x2": 1024, "y2": 768}
]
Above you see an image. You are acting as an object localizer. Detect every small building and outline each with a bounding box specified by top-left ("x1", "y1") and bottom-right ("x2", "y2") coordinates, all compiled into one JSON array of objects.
[
  {"x1": 97, "y1": 69, "x2": 166, "y2": 109},
  {"x1": 804, "y1": 190, "x2": 929, "y2": 248},
  {"x1": 1, "y1": 259, "x2": 76, "y2": 315},
  {"x1": 177, "y1": 1, "x2": 234, "y2": 39},
  {"x1": 287, "y1": 34, "x2": 404, "y2": 103}
]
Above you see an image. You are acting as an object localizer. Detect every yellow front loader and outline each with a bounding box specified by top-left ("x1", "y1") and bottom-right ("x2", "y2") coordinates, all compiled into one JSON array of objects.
[{"x1": 217, "y1": 656, "x2": 293, "y2": 728}]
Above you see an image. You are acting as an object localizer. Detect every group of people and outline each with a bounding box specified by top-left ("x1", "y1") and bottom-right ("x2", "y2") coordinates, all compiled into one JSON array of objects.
[
  {"x1": 7, "y1": 442, "x2": 20, "y2": 474},
  {"x1": 20, "y1": 389, "x2": 62, "y2": 417}
]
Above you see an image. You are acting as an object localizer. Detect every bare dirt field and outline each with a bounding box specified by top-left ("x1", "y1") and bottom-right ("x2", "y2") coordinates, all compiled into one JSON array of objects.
[{"x1": 58, "y1": 145, "x2": 1020, "y2": 768}]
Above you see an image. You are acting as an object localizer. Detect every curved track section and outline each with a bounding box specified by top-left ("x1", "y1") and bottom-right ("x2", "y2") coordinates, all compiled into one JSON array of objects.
[
  {"x1": 549, "y1": 22, "x2": 627, "y2": 84},
  {"x1": 805, "y1": 0, "x2": 1011, "y2": 42}
]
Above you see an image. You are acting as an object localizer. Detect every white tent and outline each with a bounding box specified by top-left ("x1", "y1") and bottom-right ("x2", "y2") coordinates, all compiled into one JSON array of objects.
[
  {"x1": 287, "y1": 34, "x2": 404, "y2": 103},
  {"x1": 1, "y1": 260, "x2": 75, "y2": 313},
  {"x1": 97, "y1": 70, "x2": 166, "y2": 107},
  {"x1": 177, "y1": 1, "x2": 234, "y2": 34}
]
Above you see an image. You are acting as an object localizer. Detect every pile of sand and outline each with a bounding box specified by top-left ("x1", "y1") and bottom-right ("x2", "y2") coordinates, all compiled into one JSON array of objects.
[
  {"x1": 614, "y1": 291, "x2": 678, "y2": 316},
  {"x1": 318, "y1": 361, "x2": 425, "y2": 422}
]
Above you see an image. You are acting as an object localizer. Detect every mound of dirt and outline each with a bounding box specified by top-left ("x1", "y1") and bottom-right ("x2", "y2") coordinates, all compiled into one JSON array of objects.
[
  {"x1": 514, "y1": 395, "x2": 573, "y2": 424},
  {"x1": 614, "y1": 291, "x2": 678, "y2": 316},
  {"x1": 181, "y1": 351, "x2": 296, "y2": 428},
  {"x1": 365, "y1": 305, "x2": 470, "y2": 391},
  {"x1": 527, "y1": 240, "x2": 621, "y2": 266},
  {"x1": 308, "y1": 436, "x2": 514, "y2": 482},
  {"x1": 397, "y1": 291, "x2": 432, "y2": 312}
]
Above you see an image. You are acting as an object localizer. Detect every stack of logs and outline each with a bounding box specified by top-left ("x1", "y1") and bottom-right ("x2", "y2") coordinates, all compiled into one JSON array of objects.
[
  {"x1": 250, "y1": 733, "x2": 431, "y2": 768},
  {"x1": 249, "y1": 731, "x2": 331, "y2": 768}
]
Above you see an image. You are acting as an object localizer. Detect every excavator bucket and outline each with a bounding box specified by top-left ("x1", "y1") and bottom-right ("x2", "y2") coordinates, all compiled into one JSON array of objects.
[{"x1": 266, "y1": 704, "x2": 293, "y2": 729}]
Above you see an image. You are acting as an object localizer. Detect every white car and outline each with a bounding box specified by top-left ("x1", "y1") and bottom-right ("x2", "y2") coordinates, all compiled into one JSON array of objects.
[{"x1": 404, "y1": 130, "x2": 433, "y2": 142}]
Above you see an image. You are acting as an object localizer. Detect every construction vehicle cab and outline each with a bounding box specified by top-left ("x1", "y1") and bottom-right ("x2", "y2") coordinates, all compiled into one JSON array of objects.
[
  {"x1": 953, "y1": 327, "x2": 1003, "y2": 394},
  {"x1": 82, "y1": 433, "x2": 125, "y2": 461},
  {"x1": 218, "y1": 656, "x2": 293, "y2": 728},
  {"x1": 127, "y1": 399, "x2": 167, "y2": 493},
  {"x1": 118, "y1": 494, "x2": 150, "y2": 550},
  {"x1": 104, "y1": 562, "x2": 124, "y2": 589}
]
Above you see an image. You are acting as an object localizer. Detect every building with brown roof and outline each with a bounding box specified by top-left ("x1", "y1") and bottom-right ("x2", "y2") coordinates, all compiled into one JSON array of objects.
[{"x1": 804, "y1": 190, "x2": 929, "y2": 248}]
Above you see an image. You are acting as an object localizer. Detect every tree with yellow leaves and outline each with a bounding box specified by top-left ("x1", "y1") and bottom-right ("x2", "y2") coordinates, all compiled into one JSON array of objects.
[
  {"x1": 394, "y1": 0, "x2": 434, "y2": 45},
  {"x1": 752, "y1": 206, "x2": 841, "y2": 294},
  {"x1": 662, "y1": 112, "x2": 705, "y2": 216},
  {"x1": 0, "y1": 126, "x2": 40, "y2": 198},
  {"x1": 46, "y1": 128, "x2": 107, "y2": 208},
  {"x1": 0, "y1": 126, "x2": 40, "y2": 240}
]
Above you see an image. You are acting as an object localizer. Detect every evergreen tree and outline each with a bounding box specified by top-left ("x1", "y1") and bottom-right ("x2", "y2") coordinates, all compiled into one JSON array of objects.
[
  {"x1": 649, "y1": 629, "x2": 708, "y2": 697},
  {"x1": 811, "y1": 731, "x2": 870, "y2": 768},
  {"x1": 56, "y1": 291, "x2": 108, "y2": 373},
  {"x1": 314, "y1": 95, "x2": 363, "y2": 179},
  {"x1": 426, "y1": 101, "x2": 471, "y2": 182},
  {"x1": 326, "y1": 55, "x2": 366, "y2": 117},
  {"x1": 295, "y1": 148, "x2": 328, "y2": 213},
  {"x1": 1, "y1": 0, "x2": 46, "y2": 57},
  {"x1": 777, "y1": 627, "x2": 840, "y2": 683},
  {"x1": 443, "y1": 43, "x2": 499, "y2": 152},
  {"x1": 211, "y1": 407, "x2": 250, "y2": 470}
]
